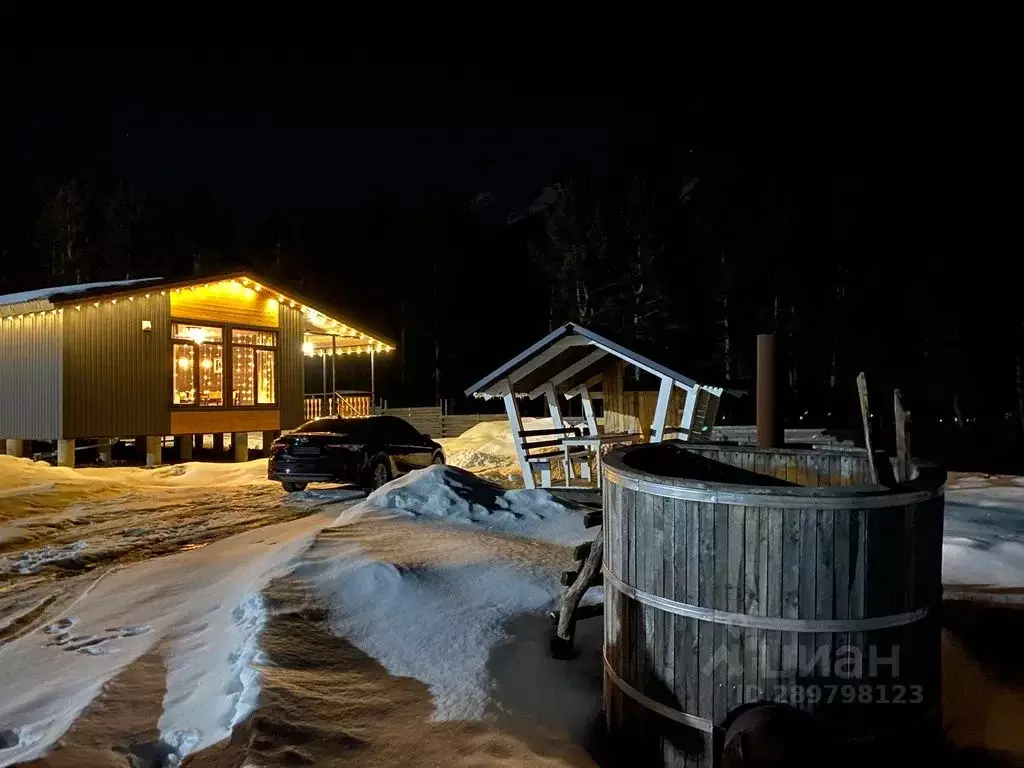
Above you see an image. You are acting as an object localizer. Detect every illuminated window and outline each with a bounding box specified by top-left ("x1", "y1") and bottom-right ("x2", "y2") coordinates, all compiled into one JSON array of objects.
[
  {"x1": 232, "y1": 328, "x2": 277, "y2": 405},
  {"x1": 171, "y1": 324, "x2": 224, "y2": 406}
]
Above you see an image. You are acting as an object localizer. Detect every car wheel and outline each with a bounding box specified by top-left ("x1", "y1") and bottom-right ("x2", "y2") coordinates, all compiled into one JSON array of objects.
[
  {"x1": 431, "y1": 452, "x2": 445, "y2": 466},
  {"x1": 281, "y1": 481, "x2": 308, "y2": 493},
  {"x1": 370, "y1": 460, "x2": 391, "y2": 490}
]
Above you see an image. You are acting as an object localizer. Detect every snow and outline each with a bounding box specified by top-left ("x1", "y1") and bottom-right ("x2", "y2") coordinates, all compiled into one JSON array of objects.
[
  {"x1": 0, "y1": 512, "x2": 336, "y2": 765},
  {"x1": 361, "y1": 463, "x2": 587, "y2": 544},
  {"x1": 4, "y1": 453, "x2": 1024, "y2": 764},
  {"x1": 0, "y1": 277, "x2": 162, "y2": 308},
  {"x1": 299, "y1": 464, "x2": 599, "y2": 731},
  {"x1": 438, "y1": 416, "x2": 566, "y2": 484}
]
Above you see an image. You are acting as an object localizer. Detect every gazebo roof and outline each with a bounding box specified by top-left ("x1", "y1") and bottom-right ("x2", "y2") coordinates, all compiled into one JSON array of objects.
[{"x1": 465, "y1": 322, "x2": 699, "y2": 399}]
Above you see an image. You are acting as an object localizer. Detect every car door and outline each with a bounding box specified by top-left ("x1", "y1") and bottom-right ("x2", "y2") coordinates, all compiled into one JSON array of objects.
[{"x1": 384, "y1": 417, "x2": 434, "y2": 472}]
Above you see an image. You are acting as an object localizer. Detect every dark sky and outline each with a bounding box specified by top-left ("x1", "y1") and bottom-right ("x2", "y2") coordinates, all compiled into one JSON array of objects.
[{"x1": 3, "y1": 35, "x2": 1022, "y2": 416}]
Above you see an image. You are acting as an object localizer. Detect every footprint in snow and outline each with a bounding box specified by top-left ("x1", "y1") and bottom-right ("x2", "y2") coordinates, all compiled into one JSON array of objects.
[{"x1": 43, "y1": 623, "x2": 151, "y2": 654}]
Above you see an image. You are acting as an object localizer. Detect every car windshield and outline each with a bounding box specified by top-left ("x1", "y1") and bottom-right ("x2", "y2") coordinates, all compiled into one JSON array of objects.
[{"x1": 293, "y1": 417, "x2": 378, "y2": 437}]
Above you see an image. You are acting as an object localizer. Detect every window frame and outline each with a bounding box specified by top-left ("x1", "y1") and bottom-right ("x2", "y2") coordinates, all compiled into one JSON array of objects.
[
  {"x1": 169, "y1": 318, "x2": 280, "y2": 410},
  {"x1": 170, "y1": 323, "x2": 225, "y2": 407},
  {"x1": 230, "y1": 327, "x2": 279, "y2": 407}
]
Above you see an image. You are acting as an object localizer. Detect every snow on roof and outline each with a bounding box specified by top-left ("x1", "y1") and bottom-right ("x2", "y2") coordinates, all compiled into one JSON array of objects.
[{"x1": 0, "y1": 277, "x2": 162, "y2": 308}]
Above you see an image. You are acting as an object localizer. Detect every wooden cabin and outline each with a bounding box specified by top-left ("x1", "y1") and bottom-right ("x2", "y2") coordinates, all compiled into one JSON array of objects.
[{"x1": 0, "y1": 273, "x2": 393, "y2": 466}]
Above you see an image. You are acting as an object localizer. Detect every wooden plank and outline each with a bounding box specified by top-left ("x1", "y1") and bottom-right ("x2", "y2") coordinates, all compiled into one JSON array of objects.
[
  {"x1": 765, "y1": 508, "x2": 783, "y2": 694},
  {"x1": 685, "y1": 501, "x2": 700, "y2": 717},
  {"x1": 798, "y1": 508, "x2": 818, "y2": 685},
  {"x1": 894, "y1": 389, "x2": 911, "y2": 482},
  {"x1": 698, "y1": 501, "x2": 716, "y2": 721},
  {"x1": 727, "y1": 504, "x2": 745, "y2": 711},
  {"x1": 713, "y1": 503, "x2": 730, "y2": 722},
  {"x1": 642, "y1": 494, "x2": 656, "y2": 693},
  {"x1": 170, "y1": 408, "x2": 279, "y2": 434},
  {"x1": 170, "y1": 282, "x2": 279, "y2": 328},
  {"x1": 660, "y1": 496, "x2": 675, "y2": 724},
  {"x1": 816, "y1": 507, "x2": 835, "y2": 684},
  {"x1": 743, "y1": 505, "x2": 761, "y2": 702},
  {"x1": 781, "y1": 508, "x2": 801, "y2": 693},
  {"x1": 856, "y1": 372, "x2": 880, "y2": 484}
]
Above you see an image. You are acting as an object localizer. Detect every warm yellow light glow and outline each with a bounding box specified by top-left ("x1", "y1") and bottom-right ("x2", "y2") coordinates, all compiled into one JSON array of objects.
[
  {"x1": 267, "y1": 298, "x2": 279, "y2": 311},
  {"x1": 245, "y1": 288, "x2": 254, "y2": 297},
  {"x1": 254, "y1": 284, "x2": 261, "y2": 292},
  {"x1": 302, "y1": 341, "x2": 314, "y2": 355},
  {"x1": 145, "y1": 293, "x2": 150, "y2": 299},
  {"x1": 178, "y1": 356, "x2": 191, "y2": 370},
  {"x1": 128, "y1": 296, "x2": 134, "y2": 301},
  {"x1": 111, "y1": 299, "x2": 117, "y2": 304},
  {"x1": 186, "y1": 327, "x2": 207, "y2": 344},
  {"x1": 93, "y1": 302, "x2": 99, "y2": 308},
  {"x1": 75, "y1": 305, "x2": 81, "y2": 311},
  {"x1": 201, "y1": 358, "x2": 213, "y2": 370}
]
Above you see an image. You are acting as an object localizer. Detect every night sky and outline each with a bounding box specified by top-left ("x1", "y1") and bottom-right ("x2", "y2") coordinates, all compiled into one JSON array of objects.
[{"x1": 2, "y1": 36, "x2": 1023, "y2": 466}]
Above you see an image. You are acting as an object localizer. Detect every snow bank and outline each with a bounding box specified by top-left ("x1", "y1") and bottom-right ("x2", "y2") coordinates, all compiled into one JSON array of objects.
[
  {"x1": 301, "y1": 462, "x2": 600, "y2": 734},
  {"x1": 438, "y1": 417, "x2": 557, "y2": 475},
  {"x1": 361, "y1": 464, "x2": 585, "y2": 544},
  {"x1": 0, "y1": 454, "x2": 274, "y2": 497}
]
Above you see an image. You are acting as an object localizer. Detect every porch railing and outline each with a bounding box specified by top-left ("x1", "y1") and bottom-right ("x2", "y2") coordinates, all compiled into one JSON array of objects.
[{"x1": 303, "y1": 392, "x2": 372, "y2": 421}]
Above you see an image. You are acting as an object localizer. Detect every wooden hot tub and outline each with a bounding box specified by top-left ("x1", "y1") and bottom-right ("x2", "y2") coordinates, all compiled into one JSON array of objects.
[{"x1": 601, "y1": 442, "x2": 946, "y2": 766}]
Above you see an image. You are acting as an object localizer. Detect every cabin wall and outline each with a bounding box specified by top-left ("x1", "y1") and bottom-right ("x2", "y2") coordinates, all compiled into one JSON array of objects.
[
  {"x1": 62, "y1": 294, "x2": 171, "y2": 439},
  {"x1": 278, "y1": 303, "x2": 305, "y2": 430},
  {"x1": 0, "y1": 311, "x2": 63, "y2": 440}
]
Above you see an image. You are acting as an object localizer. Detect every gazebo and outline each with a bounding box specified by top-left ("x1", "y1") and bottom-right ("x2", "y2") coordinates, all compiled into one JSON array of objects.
[{"x1": 465, "y1": 323, "x2": 723, "y2": 489}]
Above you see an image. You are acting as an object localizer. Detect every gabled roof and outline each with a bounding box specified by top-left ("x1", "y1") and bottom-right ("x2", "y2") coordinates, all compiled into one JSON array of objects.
[
  {"x1": 465, "y1": 322, "x2": 702, "y2": 398},
  {"x1": 0, "y1": 271, "x2": 395, "y2": 351}
]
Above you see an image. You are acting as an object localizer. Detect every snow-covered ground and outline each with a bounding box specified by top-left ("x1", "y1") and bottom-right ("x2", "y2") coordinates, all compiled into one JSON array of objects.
[{"x1": 1, "y1": 453, "x2": 1024, "y2": 766}]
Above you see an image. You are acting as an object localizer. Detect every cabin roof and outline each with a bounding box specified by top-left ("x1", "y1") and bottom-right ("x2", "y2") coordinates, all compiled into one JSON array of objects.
[{"x1": 0, "y1": 271, "x2": 395, "y2": 351}]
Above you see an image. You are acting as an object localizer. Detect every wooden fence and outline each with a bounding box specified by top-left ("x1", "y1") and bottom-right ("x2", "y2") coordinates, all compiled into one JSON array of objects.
[{"x1": 377, "y1": 407, "x2": 507, "y2": 439}]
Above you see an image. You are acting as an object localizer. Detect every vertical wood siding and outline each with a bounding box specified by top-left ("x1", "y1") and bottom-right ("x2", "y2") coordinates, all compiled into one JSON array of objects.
[
  {"x1": 278, "y1": 304, "x2": 305, "y2": 430},
  {"x1": 603, "y1": 444, "x2": 945, "y2": 766},
  {"x1": 0, "y1": 312, "x2": 63, "y2": 439},
  {"x1": 62, "y1": 295, "x2": 171, "y2": 438}
]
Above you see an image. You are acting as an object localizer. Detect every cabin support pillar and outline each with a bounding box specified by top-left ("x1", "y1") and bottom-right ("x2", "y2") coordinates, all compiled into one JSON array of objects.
[
  {"x1": 212, "y1": 433, "x2": 225, "y2": 452},
  {"x1": 232, "y1": 432, "x2": 249, "y2": 462},
  {"x1": 57, "y1": 439, "x2": 75, "y2": 468},
  {"x1": 97, "y1": 441, "x2": 113, "y2": 464},
  {"x1": 263, "y1": 430, "x2": 279, "y2": 457},
  {"x1": 5, "y1": 439, "x2": 24, "y2": 457},
  {"x1": 145, "y1": 436, "x2": 162, "y2": 466},
  {"x1": 176, "y1": 436, "x2": 193, "y2": 461}
]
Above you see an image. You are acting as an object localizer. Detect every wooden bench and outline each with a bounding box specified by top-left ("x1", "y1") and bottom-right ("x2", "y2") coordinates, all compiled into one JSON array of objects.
[{"x1": 518, "y1": 427, "x2": 588, "y2": 488}]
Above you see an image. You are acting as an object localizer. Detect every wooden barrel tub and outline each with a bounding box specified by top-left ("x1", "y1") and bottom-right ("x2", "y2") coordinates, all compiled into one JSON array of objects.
[{"x1": 601, "y1": 442, "x2": 946, "y2": 766}]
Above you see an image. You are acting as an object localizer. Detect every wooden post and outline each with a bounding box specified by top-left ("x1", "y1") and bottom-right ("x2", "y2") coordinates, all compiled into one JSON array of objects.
[
  {"x1": 543, "y1": 383, "x2": 572, "y2": 481},
  {"x1": 679, "y1": 384, "x2": 700, "y2": 442},
  {"x1": 894, "y1": 389, "x2": 911, "y2": 483},
  {"x1": 553, "y1": 535, "x2": 603, "y2": 658},
  {"x1": 580, "y1": 390, "x2": 599, "y2": 436},
  {"x1": 176, "y1": 435, "x2": 193, "y2": 461},
  {"x1": 650, "y1": 376, "x2": 673, "y2": 443},
  {"x1": 5, "y1": 439, "x2": 24, "y2": 457},
  {"x1": 57, "y1": 439, "x2": 75, "y2": 468},
  {"x1": 212, "y1": 433, "x2": 225, "y2": 452},
  {"x1": 757, "y1": 333, "x2": 777, "y2": 448},
  {"x1": 502, "y1": 383, "x2": 533, "y2": 489},
  {"x1": 145, "y1": 436, "x2": 162, "y2": 467},
  {"x1": 856, "y1": 372, "x2": 879, "y2": 484},
  {"x1": 232, "y1": 432, "x2": 249, "y2": 462}
]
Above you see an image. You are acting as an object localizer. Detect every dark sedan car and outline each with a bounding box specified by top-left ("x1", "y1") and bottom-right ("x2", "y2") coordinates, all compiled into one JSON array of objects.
[{"x1": 268, "y1": 415, "x2": 446, "y2": 492}]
